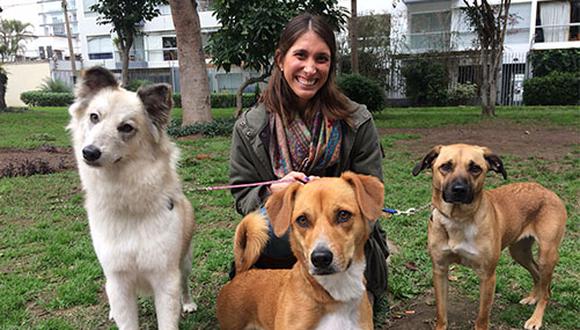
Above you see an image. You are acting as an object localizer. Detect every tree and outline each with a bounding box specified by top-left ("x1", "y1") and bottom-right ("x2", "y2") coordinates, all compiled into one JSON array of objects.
[
  {"x1": 462, "y1": 0, "x2": 512, "y2": 116},
  {"x1": 0, "y1": 65, "x2": 7, "y2": 110},
  {"x1": 207, "y1": 0, "x2": 348, "y2": 116},
  {"x1": 168, "y1": 0, "x2": 212, "y2": 125},
  {"x1": 349, "y1": 0, "x2": 359, "y2": 74},
  {"x1": 90, "y1": 0, "x2": 166, "y2": 86},
  {"x1": 0, "y1": 19, "x2": 35, "y2": 62}
]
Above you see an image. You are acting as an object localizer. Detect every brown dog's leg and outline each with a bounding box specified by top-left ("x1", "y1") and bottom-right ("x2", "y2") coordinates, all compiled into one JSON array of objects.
[
  {"x1": 509, "y1": 237, "x2": 540, "y2": 304},
  {"x1": 433, "y1": 266, "x2": 449, "y2": 330},
  {"x1": 524, "y1": 245, "x2": 559, "y2": 330},
  {"x1": 475, "y1": 272, "x2": 496, "y2": 330}
]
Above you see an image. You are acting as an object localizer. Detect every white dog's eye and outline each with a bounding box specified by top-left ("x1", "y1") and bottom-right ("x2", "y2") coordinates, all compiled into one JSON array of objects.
[
  {"x1": 118, "y1": 123, "x2": 134, "y2": 133},
  {"x1": 89, "y1": 113, "x2": 99, "y2": 124},
  {"x1": 337, "y1": 210, "x2": 352, "y2": 223}
]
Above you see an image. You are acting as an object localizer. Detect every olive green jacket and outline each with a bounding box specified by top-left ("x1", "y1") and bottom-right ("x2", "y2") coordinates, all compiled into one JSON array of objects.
[{"x1": 229, "y1": 101, "x2": 383, "y2": 216}]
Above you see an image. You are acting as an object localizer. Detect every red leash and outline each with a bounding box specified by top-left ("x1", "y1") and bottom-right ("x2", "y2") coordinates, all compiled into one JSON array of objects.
[{"x1": 194, "y1": 178, "x2": 297, "y2": 191}]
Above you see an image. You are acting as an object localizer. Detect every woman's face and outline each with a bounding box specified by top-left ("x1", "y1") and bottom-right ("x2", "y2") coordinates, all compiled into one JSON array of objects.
[{"x1": 279, "y1": 31, "x2": 331, "y2": 108}]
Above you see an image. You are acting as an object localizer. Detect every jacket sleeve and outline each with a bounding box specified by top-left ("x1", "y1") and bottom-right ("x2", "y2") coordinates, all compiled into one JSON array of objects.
[
  {"x1": 229, "y1": 120, "x2": 270, "y2": 216},
  {"x1": 349, "y1": 114, "x2": 384, "y2": 182}
]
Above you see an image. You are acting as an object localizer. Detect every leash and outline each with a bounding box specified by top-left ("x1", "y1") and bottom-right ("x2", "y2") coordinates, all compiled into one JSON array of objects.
[{"x1": 194, "y1": 178, "x2": 430, "y2": 217}]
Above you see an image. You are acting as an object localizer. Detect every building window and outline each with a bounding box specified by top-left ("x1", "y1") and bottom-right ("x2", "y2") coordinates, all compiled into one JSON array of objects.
[
  {"x1": 535, "y1": 0, "x2": 580, "y2": 42},
  {"x1": 87, "y1": 36, "x2": 113, "y2": 60},
  {"x1": 163, "y1": 37, "x2": 177, "y2": 60},
  {"x1": 409, "y1": 11, "x2": 451, "y2": 50}
]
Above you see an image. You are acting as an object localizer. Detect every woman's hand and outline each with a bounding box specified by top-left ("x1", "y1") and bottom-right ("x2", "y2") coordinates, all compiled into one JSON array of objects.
[{"x1": 270, "y1": 171, "x2": 318, "y2": 194}]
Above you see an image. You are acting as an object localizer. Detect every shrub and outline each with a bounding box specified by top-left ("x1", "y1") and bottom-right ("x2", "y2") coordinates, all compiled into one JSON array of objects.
[
  {"x1": 401, "y1": 58, "x2": 449, "y2": 106},
  {"x1": 336, "y1": 74, "x2": 385, "y2": 113},
  {"x1": 125, "y1": 79, "x2": 153, "y2": 92},
  {"x1": 529, "y1": 49, "x2": 580, "y2": 77},
  {"x1": 523, "y1": 72, "x2": 580, "y2": 106},
  {"x1": 167, "y1": 118, "x2": 235, "y2": 137},
  {"x1": 20, "y1": 91, "x2": 74, "y2": 107},
  {"x1": 39, "y1": 78, "x2": 72, "y2": 93},
  {"x1": 447, "y1": 83, "x2": 478, "y2": 106},
  {"x1": 172, "y1": 93, "x2": 257, "y2": 108}
]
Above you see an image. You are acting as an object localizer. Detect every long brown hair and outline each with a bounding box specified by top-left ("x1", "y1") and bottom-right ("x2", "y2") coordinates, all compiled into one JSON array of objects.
[{"x1": 261, "y1": 13, "x2": 353, "y2": 123}]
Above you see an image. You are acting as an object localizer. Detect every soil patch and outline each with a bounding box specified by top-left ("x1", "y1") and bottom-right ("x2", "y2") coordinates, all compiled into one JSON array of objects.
[
  {"x1": 381, "y1": 121, "x2": 578, "y2": 160},
  {"x1": 0, "y1": 146, "x2": 76, "y2": 178}
]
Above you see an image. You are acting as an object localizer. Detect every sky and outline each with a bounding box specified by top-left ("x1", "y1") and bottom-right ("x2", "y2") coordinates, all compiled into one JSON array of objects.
[{"x1": 339, "y1": 0, "x2": 394, "y2": 14}]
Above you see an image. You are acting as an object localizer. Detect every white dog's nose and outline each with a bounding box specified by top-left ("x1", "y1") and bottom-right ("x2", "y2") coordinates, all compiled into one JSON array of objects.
[{"x1": 82, "y1": 145, "x2": 102, "y2": 162}]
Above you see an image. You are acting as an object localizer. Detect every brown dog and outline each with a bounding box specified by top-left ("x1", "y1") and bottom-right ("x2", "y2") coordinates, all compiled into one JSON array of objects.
[
  {"x1": 413, "y1": 144, "x2": 567, "y2": 330},
  {"x1": 216, "y1": 172, "x2": 384, "y2": 330}
]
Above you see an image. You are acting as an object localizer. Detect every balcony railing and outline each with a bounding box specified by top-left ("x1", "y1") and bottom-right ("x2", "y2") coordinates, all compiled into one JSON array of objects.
[{"x1": 535, "y1": 22, "x2": 580, "y2": 43}]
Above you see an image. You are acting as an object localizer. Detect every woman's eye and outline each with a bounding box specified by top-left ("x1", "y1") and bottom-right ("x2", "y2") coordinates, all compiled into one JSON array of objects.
[
  {"x1": 296, "y1": 215, "x2": 309, "y2": 228},
  {"x1": 118, "y1": 123, "x2": 134, "y2": 133},
  {"x1": 89, "y1": 113, "x2": 99, "y2": 123},
  {"x1": 337, "y1": 210, "x2": 352, "y2": 223}
]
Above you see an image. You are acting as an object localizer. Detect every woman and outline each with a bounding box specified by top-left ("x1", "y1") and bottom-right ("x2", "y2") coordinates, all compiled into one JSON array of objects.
[{"x1": 229, "y1": 13, "x2": 389, "y2": 303}]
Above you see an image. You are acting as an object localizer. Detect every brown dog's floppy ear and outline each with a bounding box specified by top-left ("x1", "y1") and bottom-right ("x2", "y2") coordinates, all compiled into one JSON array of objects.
[
  {"x1": 341, "y1": 171, "x2": 384, "y2": 221},
  {"x1": 412, "y1": 145, "x2": 442, "y2": 176},
  {"x1": 266, "y1": 183, "x2": 301, "y2": 237},
  {"x1": 138, "y1": 83, "x2": 173, "y2": 130},
  {"x1": 483, "y1": 148, "x2": 507, "y2": 179},
  {"x1": 76, "y1": 66, "x2": 118, "y2": 100}
]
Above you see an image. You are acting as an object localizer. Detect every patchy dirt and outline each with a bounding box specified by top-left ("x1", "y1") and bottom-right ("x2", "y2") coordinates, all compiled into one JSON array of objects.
[
  {"x1": 381, "y1": 121, "x2": 578, "y2": 160},
  {"x1": 0, "y1": 145, "x2": 76, "y2": 178}
]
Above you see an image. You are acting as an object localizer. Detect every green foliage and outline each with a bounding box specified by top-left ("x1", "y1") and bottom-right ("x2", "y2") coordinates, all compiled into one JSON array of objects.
[
  {"x1": 167, "y1": 118, "x2": 236, "y2": 137},
  {"x1": 207, "y1": 0, "x2": 348, "y2": 73},
  {"x1": 125, "y1": 79, "x2": 153, "y2": 92},
  {"x1": 0, "y1": 19, "x2": 35, "y2": 62},
  {"x1": 172, "y1": 93, "x2": 257, "y2": 108},
  {"x1": 523, "y1": 72, "x2": 580, "y2": 106},
  {"x1": 529, "y1": 49, "x2": 580, "y2": 77},
  {"x1": 401, "y1": 58, "x2": 449, "y2": 106},
  {"x1": 39, "y1": 78, "x2": 72, "y2": 93},
  {"x1": 336, "y1": 74, "x2": 385, "y2": 113},
  {"x1": 20, "y1": 91, "x2": 74, "y2": 107},
  {"x1": 447, "y1": 83, "x2": 478, "y2": 106}
]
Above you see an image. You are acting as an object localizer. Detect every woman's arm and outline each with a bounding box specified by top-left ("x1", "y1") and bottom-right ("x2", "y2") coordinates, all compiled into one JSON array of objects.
[{"x1": 349, "y1": 115, "x2": 384, "y2": 182}]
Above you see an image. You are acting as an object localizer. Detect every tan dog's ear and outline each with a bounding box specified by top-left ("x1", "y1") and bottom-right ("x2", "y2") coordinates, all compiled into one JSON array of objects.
[
  {"x1": 266, "y1": 183, "x2": 301, "y2": 238},
  {"x1": 412, "y1": 145, "x2": 442, "y2": 176},
  {"x1": 483, "y1": 148, "x2": 507, "y2": 179},
  {"x1": 341, "y1": 172, "x2": 384, "y2": 221},
  {"x1": 137, "y1": 83, "x2": 173, "y2": 131},
  {"x1": 75, "y1": 66, "x2": 118, "y2": 100}
]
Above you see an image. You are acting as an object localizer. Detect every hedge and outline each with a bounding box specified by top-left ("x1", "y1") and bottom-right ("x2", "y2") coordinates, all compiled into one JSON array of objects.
[
  {"x1": 523, "y1": 72, "x2": 580, "y2": 106},
  {"x1": 20, "y1": 90, "x2": 258, "y2": 108},
  {"x1": 336, "y1": 74, "x2": 385, "y2": 113}
]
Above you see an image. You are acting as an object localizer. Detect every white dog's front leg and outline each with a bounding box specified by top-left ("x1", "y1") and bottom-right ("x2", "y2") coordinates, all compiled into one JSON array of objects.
[
  {"x1": 153, "y1": 271, "x2": 182, "y2": 330},
  {"x1": 106, "y1": 275, "x2": 139, "y2": 330}
]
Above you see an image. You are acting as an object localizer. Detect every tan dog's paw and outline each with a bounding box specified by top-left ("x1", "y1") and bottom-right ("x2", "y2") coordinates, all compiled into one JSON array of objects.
[
  {"x1": 524, "y1": 316, "x2": 542, "y2": 330},
  {"x1": 519, "y1": 294, "x2": 538, "y2": 305},
  {"x1": 182, "y1": 302, "x2": 197, "y2": 313}
]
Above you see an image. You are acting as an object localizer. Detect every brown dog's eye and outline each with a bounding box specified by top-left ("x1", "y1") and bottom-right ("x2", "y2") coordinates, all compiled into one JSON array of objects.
[
  {"x1": 89, "y1": 113, "x2": 99, "y2": 124},
  {"x1": 469, "y1": 164, "x2": 482, "y2": 175},
  {"x1": 337, "y1": 210, "x2": 352, "y2": 223},
  {"x1": 440, "y1": 162, "x2": 452, "y2": 173},
  {"x1": 118, "y1": 123, "x2": 134, "y2": 133},
  {"x1": 296, "y1": 215, "x2": 309, "y2": 228}
]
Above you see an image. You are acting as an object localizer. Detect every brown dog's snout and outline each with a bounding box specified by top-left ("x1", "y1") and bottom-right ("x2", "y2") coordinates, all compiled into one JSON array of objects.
[
  {"x1": 310, "y1": 247, "x2": 335, "y2": 275},
  {"x1": 443, "y1": 177, "x2": 473, "y2": 204}
]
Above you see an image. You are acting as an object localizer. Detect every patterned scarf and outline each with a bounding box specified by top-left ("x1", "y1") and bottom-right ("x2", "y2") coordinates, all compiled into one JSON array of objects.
[{"x1": 269, "y1": 111, "x2": 343, "y2": 178}]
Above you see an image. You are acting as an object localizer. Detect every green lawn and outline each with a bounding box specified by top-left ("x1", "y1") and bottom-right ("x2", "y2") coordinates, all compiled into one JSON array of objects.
[{"x1": 0, "y1": 106, "x2": 578, "y2": 329}]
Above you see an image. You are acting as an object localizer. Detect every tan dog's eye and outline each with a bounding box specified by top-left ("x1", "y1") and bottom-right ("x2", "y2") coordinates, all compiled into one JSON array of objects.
[
  {"x1": 296, "y1": 215, "x2": 309, "y2": 228},
  {"x1": 90, "y1": 113, "x2": 99, "y2": 124},
  {"x1": 337, "y1": 210, "x2": 352, "y2": 224},
  {"x1": 440, "y1": 162, "x2": 452, "y2": 173},
  {"x1": 469, "y1": 164, "x2": 482, "y2": 175}
]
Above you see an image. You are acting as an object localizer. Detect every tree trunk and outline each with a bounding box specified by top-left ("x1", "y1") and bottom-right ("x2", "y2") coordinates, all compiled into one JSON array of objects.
[
  {"x1": 0, "y1": 71, "x2": 7, "y2": 110},
  {"x1": 350, "y1": 0, "x2": 359, "y2": 74},
  {"x1": 169, "y1": 0, "x2": 212, "y2": 126},
  {"x1": 234, "y1": 72, "x2": 270, "y2": 117},
  {"x1": 121, "y1": 48, "x2": 130, "y2": 87}
]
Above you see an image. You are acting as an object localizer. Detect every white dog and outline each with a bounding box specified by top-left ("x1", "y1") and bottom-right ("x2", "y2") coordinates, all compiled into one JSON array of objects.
[{"x1": 67, "y1": 67, "x2": 196, "y2": 330}]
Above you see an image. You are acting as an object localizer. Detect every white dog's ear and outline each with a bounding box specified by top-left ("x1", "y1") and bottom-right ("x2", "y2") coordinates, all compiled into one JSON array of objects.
[
  {"x1": 137, "y1": 83, "x2": 173, "y2": 130},
  {"x1": 341, "y1": 172, "x2": 384, "y2": 221},
  {"x1": 75, "y1": 66, "x2": 118, "y2": 101},
  {"x1": 266, "y1": 183, "x2": 301, "y2": 238}
]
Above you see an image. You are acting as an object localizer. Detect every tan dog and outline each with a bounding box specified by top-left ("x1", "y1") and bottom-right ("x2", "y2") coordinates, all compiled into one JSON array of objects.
[
  {"x1": 216, "y1": 172, "x2": 384, "y2": 329},
  {"x1": 413, "y1": 144, "x2": 567, "y2": 330}
]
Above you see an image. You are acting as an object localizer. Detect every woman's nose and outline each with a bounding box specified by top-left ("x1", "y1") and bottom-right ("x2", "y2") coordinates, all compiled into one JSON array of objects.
[{"x1": 303, "y1": 61, "x2": 317, "y2": 74}]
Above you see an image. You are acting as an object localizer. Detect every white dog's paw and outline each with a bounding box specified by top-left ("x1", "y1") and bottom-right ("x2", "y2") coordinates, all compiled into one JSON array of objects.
[
  {"x1": 182, "y1": 302, "x2": 197, "y2": 313},
  {"x1": 108, "y1": 309, "x2": 114, "y2": 321}
]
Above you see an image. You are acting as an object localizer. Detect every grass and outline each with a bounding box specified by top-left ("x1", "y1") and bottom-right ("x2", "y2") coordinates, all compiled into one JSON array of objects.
[{"x1": 0, "y1": 105, "x2": 578, "y2": 329}]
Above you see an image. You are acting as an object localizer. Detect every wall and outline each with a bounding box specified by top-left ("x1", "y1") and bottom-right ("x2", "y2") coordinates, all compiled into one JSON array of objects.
[{"x1": 4, "y1": 62, "x2": 51, "y2": 107}]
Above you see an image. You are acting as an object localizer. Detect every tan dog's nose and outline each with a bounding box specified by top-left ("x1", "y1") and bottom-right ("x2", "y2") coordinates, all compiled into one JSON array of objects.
[{"x1": 311, "y1": 248, "x2": 333, "y2": 269}]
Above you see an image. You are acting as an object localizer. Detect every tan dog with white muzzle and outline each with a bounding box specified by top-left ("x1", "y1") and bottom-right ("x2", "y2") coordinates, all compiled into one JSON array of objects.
[
  {"x1": 216, "y1": 172, "x2": 384, "y2": 330},
  {"x1": 413, "y1": 144, "x2": 567, "y2": 330}
]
